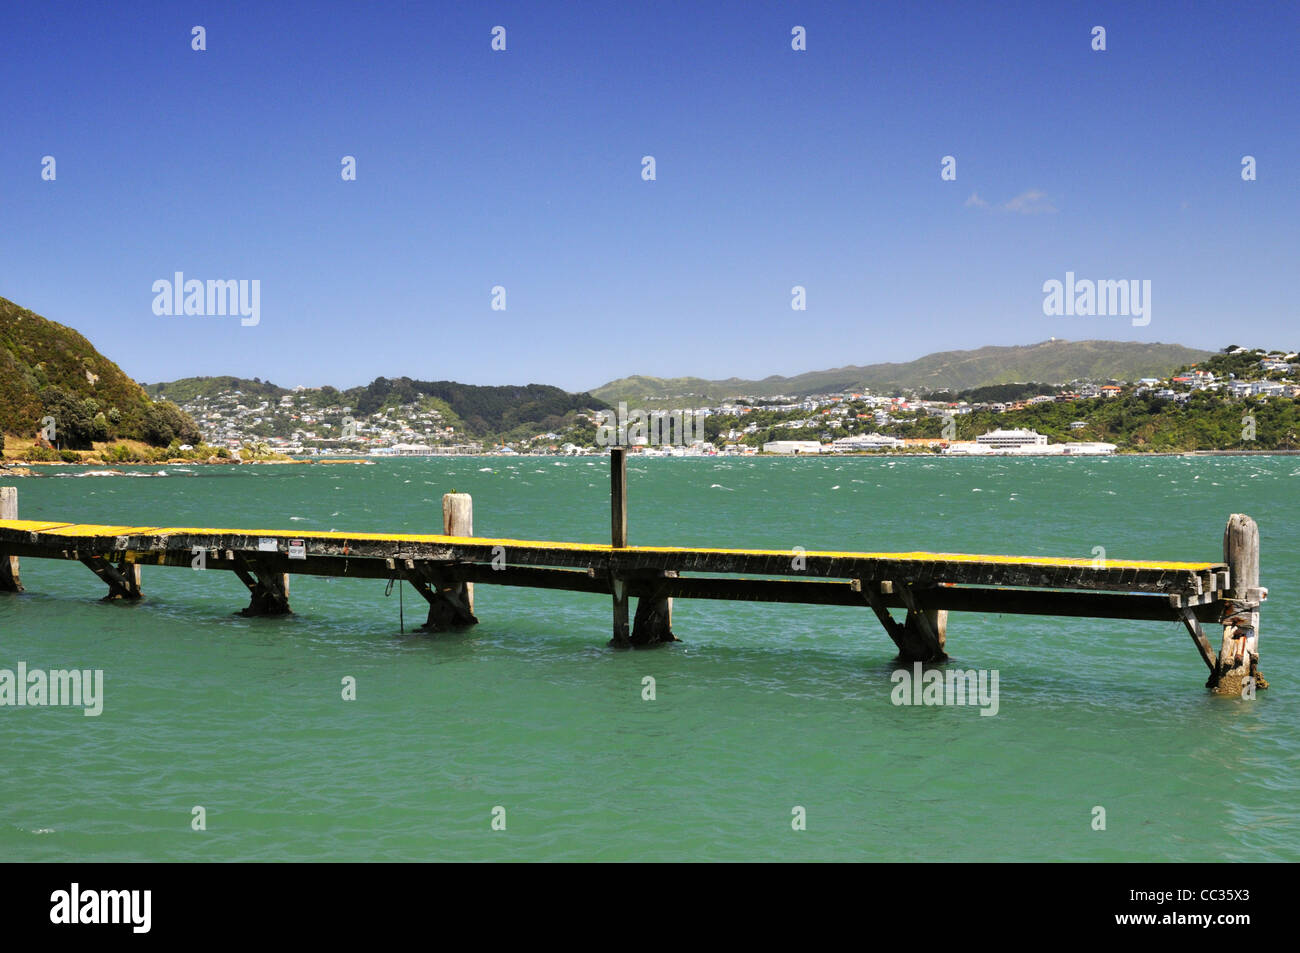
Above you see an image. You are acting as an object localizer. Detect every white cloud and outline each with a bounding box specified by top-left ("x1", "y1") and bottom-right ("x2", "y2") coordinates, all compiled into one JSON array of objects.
[
  {"x1": 964, "y1": 189, "x2": 1057, "y2": 214},
  {"x1": 1001, "y1": 189, "x2": 1056, "y2": 214}
]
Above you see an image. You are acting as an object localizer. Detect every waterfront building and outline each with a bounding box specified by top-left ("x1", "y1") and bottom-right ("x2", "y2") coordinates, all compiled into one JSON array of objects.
[
  {"x1": 831, "y1": 433, "x2": 904, "y2": 451},
  {"x1": 762, "y1": 440, "x2": 824, "y2": 454},
  {"x1": 976, "y1": 428, "x2": 1049, "y2": 450}
]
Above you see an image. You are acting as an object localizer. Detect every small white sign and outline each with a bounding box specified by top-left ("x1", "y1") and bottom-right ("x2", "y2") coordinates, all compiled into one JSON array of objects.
[
  {"x1": 288, "y1": 539, "x2": 306, "y2": 561},
  {"x1": 258, "y1": 538, "x2": 278, "y2": 552}
]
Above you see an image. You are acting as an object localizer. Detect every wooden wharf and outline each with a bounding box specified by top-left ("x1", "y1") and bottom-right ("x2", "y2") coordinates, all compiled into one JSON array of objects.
[{"x1": 0, "y1": 450, "x2": 1268, "y2": 694}]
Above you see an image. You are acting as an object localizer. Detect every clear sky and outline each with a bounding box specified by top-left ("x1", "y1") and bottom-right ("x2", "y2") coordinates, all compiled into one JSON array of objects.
[{"x1": 2, "y1": 1, "x2": 1296, "y2": 392}]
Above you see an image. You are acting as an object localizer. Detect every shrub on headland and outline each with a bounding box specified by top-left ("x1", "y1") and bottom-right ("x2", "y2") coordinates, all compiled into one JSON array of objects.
[{"x1": 142, "y1": 402, "x2": 202, "y2": 448}]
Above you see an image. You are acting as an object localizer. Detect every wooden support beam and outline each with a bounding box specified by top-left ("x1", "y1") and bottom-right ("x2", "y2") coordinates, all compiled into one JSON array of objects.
[
  {"x1": 451, "y1": 564, "x2": 606, "y2": 595},
  {"x1": 117, "y1": 560, "x2": 142, "y2": 599},
  {"x1": 440, "y1": 567, "x2": 1226, "y2": 625},
  {"x1": 1211, "y1": 514, "x2": 1267, "y2": 695},
  {"x1": 234, "y1": 556, "x2": 291, "y2": 616},
  {"x1": 79, "y1": 555, "x2": 142, "y2": 601},
  {"x1": 630, "y1": 570, "x2": 677, "y2": 645},
  {"x1": 412, "y1": 562, "x2": 477, "y2": 631},
  {"x1": 406, "y1": 572, "x2": 435, "y2": 606},
  {"x1": 0, "y1": 487, "x2": 21, "y2": 592},
  {"x1": 898, "y1": 583, "x2": 948, "y2": 662},
  {"x1": 1179, "y1": 606, "x2": 1217, "y2": 674},
  {"x1": 896, "y1": 583, "x2": 948, "y2": 662},
  {"x1": 229, "y1": 559, "x2": 257, "y2": 592},
  {"x1": 854, "y1": 578, "x2": 912, "y2": 658}
]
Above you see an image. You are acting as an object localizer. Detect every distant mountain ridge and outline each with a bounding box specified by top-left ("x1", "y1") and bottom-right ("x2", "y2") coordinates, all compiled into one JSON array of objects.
[{"x1": 591, "y1": 340, "x2": 1214, "y2": 405}]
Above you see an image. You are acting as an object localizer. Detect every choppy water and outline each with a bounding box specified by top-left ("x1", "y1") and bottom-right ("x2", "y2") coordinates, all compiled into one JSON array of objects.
[{"x1": 1, "y1": 456, "x2": 1296, "y2": 861}]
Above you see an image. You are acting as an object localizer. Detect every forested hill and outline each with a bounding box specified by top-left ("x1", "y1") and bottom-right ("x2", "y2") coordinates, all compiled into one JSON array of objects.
[
  {"x1": 344, "y1": 378, "x2": 609, "y2": 434},
  {"x1": 146, "y1": 375, "x2": 610, "y2": 437},
  {"x1": 1, "y1": 295, "x2": 199, "y2": 448}
]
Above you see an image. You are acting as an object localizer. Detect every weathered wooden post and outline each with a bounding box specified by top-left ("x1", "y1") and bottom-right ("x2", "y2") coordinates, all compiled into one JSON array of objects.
[
  {"x1": 611, "y1": 447, "x2": 627, "y2": 549},
  {"x1": 415, "y1": 492, "x2": 478, "y2": 631},
  {"x1": 443, "y1": 492, "x2": 474, "y2": 616},
  {"x1": 608, "y1": 450, "x2": 677, "y2": 645},
  {"x1": 610, "y1": 448, "x2": 630, "y2": 645},
  {"x1": 0, "y1": 486, "x2": 22, "y2": 592},
  {"x1": 1213, "y1": 514, "x2": 1267, "y2": 696}
]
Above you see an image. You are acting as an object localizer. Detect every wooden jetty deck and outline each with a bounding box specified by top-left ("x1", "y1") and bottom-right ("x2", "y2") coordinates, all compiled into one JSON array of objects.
[{"x1": 0, "y1": 450, "x2": 1269, "y2": 694}]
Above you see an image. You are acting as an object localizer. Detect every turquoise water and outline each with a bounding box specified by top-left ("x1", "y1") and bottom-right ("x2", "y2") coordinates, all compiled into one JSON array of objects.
[{"x1": 1, "y1": 456, "x2": 1296, "y2": 861}]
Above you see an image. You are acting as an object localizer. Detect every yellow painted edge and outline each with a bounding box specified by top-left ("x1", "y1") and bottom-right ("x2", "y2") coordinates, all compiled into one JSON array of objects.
[
  {"x1": 0, "y1": 520, "x2": 75, "y2": 532},
  {"x1": 0, "y1": 518, "x2": 1222, "y2": 571},
  {"x1": 33, "y1": 524, "x2": 167, "y2": 537}
]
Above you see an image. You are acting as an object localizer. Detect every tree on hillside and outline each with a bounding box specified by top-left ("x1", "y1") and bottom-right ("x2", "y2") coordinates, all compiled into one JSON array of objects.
[
  {"x1": 41, "y1": 387, "x2": 108, "y2": 450},
  {"x1": 141, "y1": 401, "x2": 202, "y2": 447}
]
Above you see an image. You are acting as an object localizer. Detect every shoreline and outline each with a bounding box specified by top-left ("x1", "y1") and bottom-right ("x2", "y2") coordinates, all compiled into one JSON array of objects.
[{"x1": 3, "y1": 448, "x2": 1299, "y2": 473}]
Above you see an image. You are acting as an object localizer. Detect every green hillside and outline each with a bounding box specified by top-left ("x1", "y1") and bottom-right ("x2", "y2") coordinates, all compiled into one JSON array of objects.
[
  {"x1": 592, "y1": 340, "x2": 1214, "y2": 405},
  {"x1": 0, "y1": 295, "x2": 199, "y2": 449},
  {"x1": 341, "y1": 377, "x2": 608, "y2": 436},
  {"x1": 146, "y1": 376, "x2": 289, "y2": 404},
  {"x1": 146, "y1": 375, "x2": 611, "y2": 439}
]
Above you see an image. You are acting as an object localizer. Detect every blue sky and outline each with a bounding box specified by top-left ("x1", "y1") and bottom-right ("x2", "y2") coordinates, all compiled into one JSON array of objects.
[{"x1": 2, "y1": 0, "x2": 1296, "y2": 391}]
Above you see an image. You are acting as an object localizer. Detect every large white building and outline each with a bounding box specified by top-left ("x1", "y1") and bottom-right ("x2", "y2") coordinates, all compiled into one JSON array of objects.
[
  {"x1": 763, "y1": 440, "x2": 824, "y2": 454},
  {"x1": 945, "y1": 428, "x2": 1116, "y2": 456},
  {"x1": 976, "y1": 428, "x2": 1049, "y2": 450},
  {"x1": 831, "y1": 433, "x2": 903, "y2": 451}
]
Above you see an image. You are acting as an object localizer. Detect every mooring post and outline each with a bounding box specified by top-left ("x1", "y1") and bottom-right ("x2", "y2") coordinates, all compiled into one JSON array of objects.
[
  {"x1": 611, "y1": 451, "x2": 677, "y2": 645},
  {"x1": 417, "y1": 493, "x2": 478, "y2": 631},
  {"x1": 609, "y1": 448, "x2": 630, "y2": 645},
  {"x1": 443, "y1": 492, "x2": 475, "y2": 616},
  {"x1": 1213, "y1": 513, "x2": 1267, "y2": 695},
  {"x1": 0, "y1": 486, "x2": 22, "y2": 592},
  {"x1": 611, "y1": 447, "x2": 627, "y2": 548}
]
